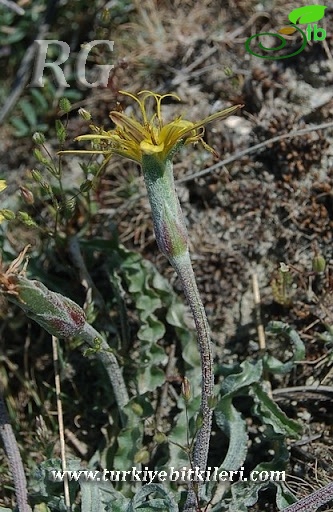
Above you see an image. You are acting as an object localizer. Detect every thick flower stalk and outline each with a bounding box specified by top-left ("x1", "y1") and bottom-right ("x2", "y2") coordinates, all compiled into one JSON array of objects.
[{"x1": 63, "y1": 90, "x2": 241, "y2": 508}]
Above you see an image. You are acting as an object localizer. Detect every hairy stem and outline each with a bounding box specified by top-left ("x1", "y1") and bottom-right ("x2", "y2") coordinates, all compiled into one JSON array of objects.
[
  {"x1": 283, "y1": 483, "x2": 333, "y2": 512},
  {"x1": 79, "y1": 323, "x2": 130, "y2": 411},
  {"x1": 0, "y1": 393, "x2": 31, "y2": 512},
  {"x1": 171, "y1": 252, "x2": 214, "y2": 511},
  {"x1": 141, "y1": 155, "x2": 214, "y2": 510},
  {"x1": 171, "y1": 252, "x2": 214, "y2": 470}
]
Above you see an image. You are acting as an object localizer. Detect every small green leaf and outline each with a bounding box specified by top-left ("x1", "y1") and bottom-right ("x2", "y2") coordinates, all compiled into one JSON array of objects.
[
  {"x1": 11, "y1": 117, "x2": 29, "y2": 137},
  {"x1": 55, "y1": 119, "x2": 67, "y2": 144},
  {"x1": 137, "y1": 316, "x2": 165, "y2": 342},
  {"x1": 103, "y1": 487, "x2": 131, "y2": 512},
  {"x1": 220, "y1": 359, "x2": 262, "y2": 395},
  {"x1": 30, "y1": 88, "x2": 49, "y2": 111},
  {"x1": 288, "y1": 5, "x2": 327, "y2": 24},
  {"x1": 276, "y1": 482, "x2": 297, "y2": 509},
  {"x1": 114, "y1": 425, "x2": 143, "y2": 469},
  {"x1": 59, "y1": 97, "x2": 72, "y2": 113}
]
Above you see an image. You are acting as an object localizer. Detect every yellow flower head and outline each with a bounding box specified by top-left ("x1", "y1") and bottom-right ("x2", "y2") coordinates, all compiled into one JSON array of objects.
[{"x1": 73, "y1": 90, "x2": 242, "y2": 164}]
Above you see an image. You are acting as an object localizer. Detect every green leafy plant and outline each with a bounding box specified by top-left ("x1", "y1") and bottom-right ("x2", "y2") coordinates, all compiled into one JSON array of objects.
[{"x1": 2, "y1": 93, "x2": 331, "y2": 512}]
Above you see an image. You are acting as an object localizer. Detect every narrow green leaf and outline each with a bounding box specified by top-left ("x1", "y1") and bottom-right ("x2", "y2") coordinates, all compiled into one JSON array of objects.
[
  {"x1": 30, "y1": 88, "x2": 49, "y2": 111},
  {"x1": 55, "y1": 119, "x2": 67, "y2": 144}
]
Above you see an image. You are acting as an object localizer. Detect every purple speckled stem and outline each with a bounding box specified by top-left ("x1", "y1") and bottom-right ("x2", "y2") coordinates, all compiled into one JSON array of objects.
[
  {"x1": 283, "y1": 483, "x2": 333, "y2": 512},
  {"x1": 141, "y1": 155, "x2": 214, "y2": 511},
  {"x1": 171, "y1": 251, "x2": 214, "y2": 512},
  {"x1": 0, "y1": 394, "x2": 31, "y2": 512}
]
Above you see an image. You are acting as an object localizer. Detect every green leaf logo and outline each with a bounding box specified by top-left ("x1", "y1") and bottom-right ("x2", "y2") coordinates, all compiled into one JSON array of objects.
[{"x1": 288, "y1": 5, "x2": 327, "y2": 24}]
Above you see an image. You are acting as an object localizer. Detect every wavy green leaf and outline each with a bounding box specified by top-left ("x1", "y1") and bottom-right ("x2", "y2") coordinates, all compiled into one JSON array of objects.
[
  {"x1": 215, "y1": 360, "x2": 263, "y2": 470},
  {"x1": 250, "y1": 383, "x2": 301, "y2": 437},
  {"x1": 130, "y1": 484, "x2": 179, "y2": 511},
  {"x1": 264, "y1": 320, "x2": 305, "y2": 374}
]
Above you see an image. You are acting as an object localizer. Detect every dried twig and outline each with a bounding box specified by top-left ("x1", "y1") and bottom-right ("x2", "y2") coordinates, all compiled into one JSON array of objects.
[
  {"x1": 52, "y1": 336, "x2": 71, "y2": 511},
  {"x1": 252, "y1": 272, "x2": 266, "y2": 350}
]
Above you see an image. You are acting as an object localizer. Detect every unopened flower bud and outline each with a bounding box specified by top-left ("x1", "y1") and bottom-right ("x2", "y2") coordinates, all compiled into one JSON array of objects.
[
  {"x1": 20, "y1": 186, "x2": 34, "y2": 205},
  {"x1": 0, "y1": 209, "x2": 15, "y2": 220},
  {"x1": 181, "y1": 377, "x2": 191, "y2": 402},
  {"x1": 153, "y1": 432, "x2": 167, "y2": 444},
  {"x1": 78, "y1": 108, "x2": 92, "y2": 121},
  {"x1": 134, "y1": 448, "x2": 150, "y2": 465},
  {"x1": 17, "y1": 211, "x2": 37, "y2": 227},
  {"x1": 131, "y1": 402, "x2": 144, "y2": 416},
  {"x1": 4, "y1": 275, "x2": 86, "y2": 338},
  {"x1": 312, "y1": 254, "x2": 326, "y2": 273},
  {"x1": 31, "y1": 169, "x2": 43, "y2": 183},
  {"x1": 32, "y1": 132, "x2": 46, "y2": 145},
  {"x1": 195, "y1": 412, "x2": 203, "y2": 430},
  {"x1": 208, "y1": 394, "x2": 217, "y2": 409}
]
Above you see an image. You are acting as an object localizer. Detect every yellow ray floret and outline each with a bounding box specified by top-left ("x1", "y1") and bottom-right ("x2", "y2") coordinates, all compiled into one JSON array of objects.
[{"x1": 63, "y1": 90, "x2": 242, "y2": 164}]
